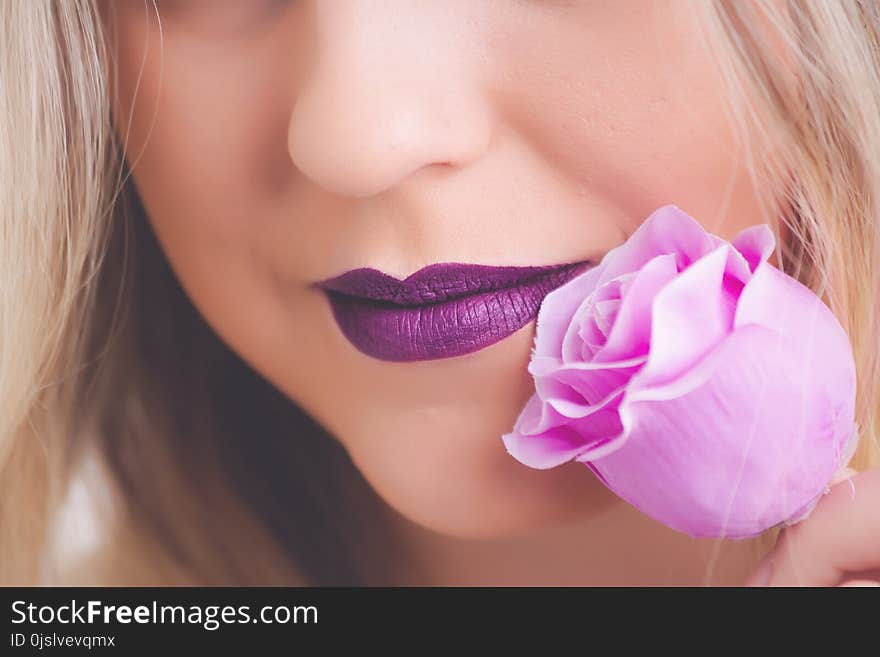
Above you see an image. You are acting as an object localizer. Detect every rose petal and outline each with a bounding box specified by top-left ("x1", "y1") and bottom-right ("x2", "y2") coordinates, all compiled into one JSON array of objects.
[
  {"x1": 633, "y1": 245, "x2": 736, "y2": 388},
  {"x1": 529, "y1": 353, "x2": 647, "y2": 407},
  {"x1": 590, "y1": 298, "x2": 620, "y2": 339},
  {"x1": 502, "y1": 417, "x2": 594, "y2": 469},
  {"x1": 512, "y1": 388, "x2": 573, "y2": 435},
  {"x1": 551, "y1": 366, "x2": 637, "y2": 407},
  {"x1": 542, "y1": 377, "x2": 628, "y2": 419},
  {"x1": 503, "y1": 391, "x2": 626, "y2": 469},
  {"x1": 528, "y1": 353, "x2": 647, "y2": 376},
  {"x1": 534, "y1": 372, "x2": 593, "y2": 414},
  {"x1": 837, "y1": 421, "x2": 861, "y2": 471},
  {"x1": 564, "y1": 404, "x2": 626, "y2": 453},
  {"x1": 533, "y1": 265, "x2": 604, "y2": 359},
  {"x1": 719, "y1": 237, "x2": 756, "y2": 288},
  {"x1": 594, "y1": 253, "x2": 678, "y2": 363},
  {"x1": 595, "y1": 205, "x2": 722, "y2": 285},
  {"x1": 533, "y1": 205, "x2": 736, "y2": 362},
  {"x1": 579, "y1": 318, "x2": 607, "y2": 360},
  {"x1": 561, "y1": 276, "x2": 625, "y2": 362},
  {"x1": 583, "y1": 324, "x2": 854, "y2": 538},
  {"x1": 734, "y1": 262, "x2": 857, "y2": 410},
  {"x1": 732, "y1": 223, "x2": 776, "y2": 273}
]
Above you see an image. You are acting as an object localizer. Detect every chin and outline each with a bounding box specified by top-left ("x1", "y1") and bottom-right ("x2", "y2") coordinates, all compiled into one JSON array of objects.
[
  {"x1": 299, "y1": 317, "x2": 618, "y2": 539},
  {"x1": 343, "y1": 419, "x2": 618, "y2": 540}
]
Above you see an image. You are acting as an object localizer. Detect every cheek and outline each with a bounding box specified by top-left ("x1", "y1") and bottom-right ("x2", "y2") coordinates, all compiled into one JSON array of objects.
[
  {"x1": 503, "y1": 0, "x2": 772, "y2": 240},
  {"x1": 110, "y1": 29, "x2": 295, "y2": 234},
  {"x1": 106, "y1": 0, "x2": 303, "y2": 252},
  {"x1": 327, "y1": 372, "x2": 618, "y2": 539},
  {"x1": 107, "y1": 4, "x2": 309, "y2": 374}
]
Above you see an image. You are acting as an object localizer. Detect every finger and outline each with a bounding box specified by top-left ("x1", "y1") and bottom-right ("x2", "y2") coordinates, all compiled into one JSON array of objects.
[
  {"x1": 838, "y1": 579, "x2": 880, "y2": 587},
  {"x1": 766, "y1": 467, "x2": 880, "y2": 586},
  {"x1": 745, "y1": 466, "x2": 862, "y2": 587}
]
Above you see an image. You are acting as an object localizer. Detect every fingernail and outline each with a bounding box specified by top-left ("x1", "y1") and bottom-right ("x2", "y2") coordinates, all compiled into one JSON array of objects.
[{"x1": 747, "y1": 556, "x2": 774, "y2": 587}]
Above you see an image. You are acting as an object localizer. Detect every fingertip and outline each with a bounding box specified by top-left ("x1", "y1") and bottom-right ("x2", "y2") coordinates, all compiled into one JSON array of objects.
[{"x1": 838, "y1": 579, "x2": 880, "y2": 587}]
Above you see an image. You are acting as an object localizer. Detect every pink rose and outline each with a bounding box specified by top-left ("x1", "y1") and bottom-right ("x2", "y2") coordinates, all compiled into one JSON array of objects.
[{"x1": 502, "y1": 204, "x2": 859, "y2": 538}]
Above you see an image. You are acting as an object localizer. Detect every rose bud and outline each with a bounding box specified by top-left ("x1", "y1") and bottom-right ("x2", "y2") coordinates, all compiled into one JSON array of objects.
[{"x1": 502, "y1": 204, "x2": 859, "y2": 539}]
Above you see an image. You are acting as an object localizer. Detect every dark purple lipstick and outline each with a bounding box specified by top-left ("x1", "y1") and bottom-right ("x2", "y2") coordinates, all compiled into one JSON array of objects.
[{"x1": 315, "y1": 260, "x2": 592, "y2": 362}]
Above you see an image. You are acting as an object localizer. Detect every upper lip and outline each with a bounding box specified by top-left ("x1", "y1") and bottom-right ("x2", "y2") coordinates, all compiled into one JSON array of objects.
[{"x1": 314, "y1": 260, "x2": 592, "y2": 306}]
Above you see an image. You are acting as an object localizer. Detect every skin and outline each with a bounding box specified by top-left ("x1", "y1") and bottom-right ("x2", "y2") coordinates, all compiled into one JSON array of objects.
[{"x1": 99, "y1": 0, "x2": 879, "y2": 585}]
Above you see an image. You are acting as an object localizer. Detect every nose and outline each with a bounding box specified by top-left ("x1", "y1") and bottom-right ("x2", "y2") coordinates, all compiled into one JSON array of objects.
[{"x1": 287, "y1": 1, "x2": 493, "y2": 198}]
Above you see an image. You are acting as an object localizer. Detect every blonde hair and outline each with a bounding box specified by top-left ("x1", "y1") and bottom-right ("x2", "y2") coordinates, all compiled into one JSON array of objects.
[
  {"x1": 700, "y1": 0, "x2": 880, "y2": 470},
  {"x1": 1, "y1": 0, "x2": 878, "y2": 585}
]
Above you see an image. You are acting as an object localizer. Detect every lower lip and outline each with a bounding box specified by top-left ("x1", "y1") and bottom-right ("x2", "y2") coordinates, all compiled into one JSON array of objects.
[{"x1": 320, "y1": 262, "x2": 592, "y2": 362}]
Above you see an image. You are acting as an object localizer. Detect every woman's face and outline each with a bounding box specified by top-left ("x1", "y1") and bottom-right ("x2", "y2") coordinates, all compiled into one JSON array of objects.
[{"x1": 102, "y1": 0, "x2": 777, "y2": 539}]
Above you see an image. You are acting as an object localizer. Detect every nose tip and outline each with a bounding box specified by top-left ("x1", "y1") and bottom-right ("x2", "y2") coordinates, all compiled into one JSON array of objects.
[
  {"x1": 284, "y1": 2, "x2": 496, "y2": 199},
  {"x1": 287, "y1": 82, "x2": 492, "y2": 198}
]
